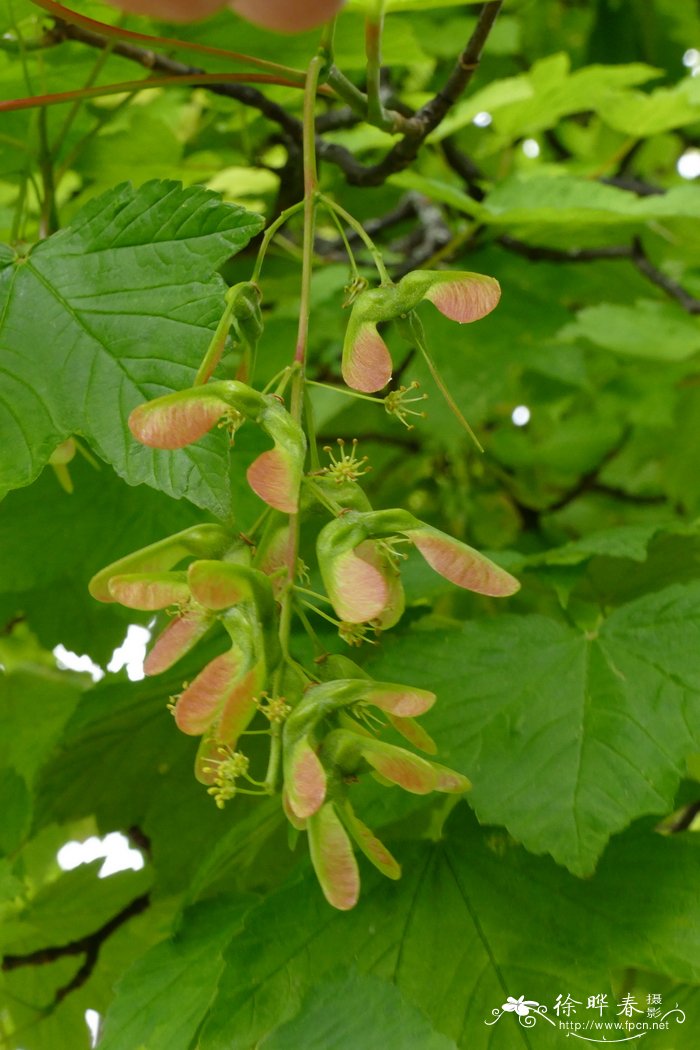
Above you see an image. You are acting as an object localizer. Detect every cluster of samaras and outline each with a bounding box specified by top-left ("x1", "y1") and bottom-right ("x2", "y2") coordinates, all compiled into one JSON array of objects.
[{"x1": 90, "y1": 268, "x2": 519, "y2": 908}]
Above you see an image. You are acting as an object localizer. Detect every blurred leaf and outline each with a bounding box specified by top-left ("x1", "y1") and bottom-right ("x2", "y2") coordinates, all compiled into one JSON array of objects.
[
  {"x1": 432, "y1": 55, "x2": 660, "y2": 142},
  {"x1": 559, "y1": 300, "x2": 700, "y2": 361},
  {"x1": 602, "y1": 78, "x2": 700, "y2": 135}
]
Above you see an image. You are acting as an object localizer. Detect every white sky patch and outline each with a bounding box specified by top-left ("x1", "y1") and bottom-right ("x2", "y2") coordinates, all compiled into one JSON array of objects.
[
  {"x1": 677, "y1": 149, "x2": 700, "y2": 180},
  {"x1": 473, "y1": 110, "x2": 492, "y2": 127},
  {"x1": 512, "y1": 405, "x2": 531, "y2": 426},
  {"x1": 682, "y1": 48, "x2": 700, "y2": 68},
  {"x1": 522, "y1": 138, "x2": 540, "y2": 158},
  {"x1": 57, "y1": 831, "x2": 145, "y2": 879},
  {"x1": 53, "y1": 644, "x2": 104, "y2": 682},
  {"x1": 107, "y1": 623, "x2": 150, "y2": 681},
  {"x1": 85, "y1": 1010, "x2": 101, "y2": 1048}
]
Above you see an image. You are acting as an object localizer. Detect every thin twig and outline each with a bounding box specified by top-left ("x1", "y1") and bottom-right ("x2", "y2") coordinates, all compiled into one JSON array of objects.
[
  {"x1": 498, "y1": 236, "x2": 633, "y2": 263},
  {"x1": 325, "y1": 0, "x2": 504, "y2": 186},
  {"x1": 2, "y1": 893, "x2": 150, "y2": 1006},
  {"x1": 632, "y1": 237, "x2": 700, "y2": 315},
  {"x1": 499, "y1": 236, "x2": 700, "y2": 315},
  {"x1": 48, "y1": 20, "x2": 304, "y2": 139},
  {"x1": 37, "y1": 108, "x2": 58, "y2": 237}
]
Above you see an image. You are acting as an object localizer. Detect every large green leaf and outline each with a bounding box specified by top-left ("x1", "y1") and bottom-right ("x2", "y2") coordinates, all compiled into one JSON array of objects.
[
  {"x1": 431, "y1": 54, "x2": 660, "y2": 141},
  {"x1": 261, "y1": 971, "x2": 458, "y2": 1050},
  {"x1": 0, "y1": 180, "x2": 263, "y2": 517},
  {"x1": 0, "y1": 863, "x2": 151, "y2": 955},
  {"x1": 481, "y1": 177, "x2": 700, "y2": 230},
  {"x1": 367, "y1": 582, "x2": 700, "y2": 874},
  {"x1": 98, "y1": 897, "x2": 254, "y2": 1050},
  {"x1": 0, "y1": 453, "x2": 203, "y2": 661},
  {"x1": 559, "y1": 299, "x2": 700, "y2": 361},
  {"x1": 0, "y1": 667, "x2": 82, "y2": 790},
  {"x1": 602, "y1": 79, "x2": 700, "y2": 135},
  {"x1": 199, "y1": 808, "x2": 700, "y2": 1049}
]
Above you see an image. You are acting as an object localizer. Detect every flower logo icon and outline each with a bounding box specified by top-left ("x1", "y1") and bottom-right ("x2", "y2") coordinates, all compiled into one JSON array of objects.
[{"x1": 502, "y1": 996, "x2": 539, "y2": 1017}]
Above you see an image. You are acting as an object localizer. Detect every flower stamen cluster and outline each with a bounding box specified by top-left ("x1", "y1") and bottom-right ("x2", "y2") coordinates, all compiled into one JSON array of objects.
[
  {"x1": 257, "y1": 694, "x2": 291, "y2": 724},
  {"x1": 338, "y1": 620, "x2": 378, "y2": 647},
  {"x1": 204, "y1": 746, "x2": 250, "y2": 809},
  {"x1": 342, "y1": 275, "x2": 369, "y2": 308},
  {"x1": 384, "y1": 381, "x2": 428, "y2": 429},
  {"x1": 321, "y1": 438, "x2": 371, "y2": 483},
  {"x1": 216, "y1": 407, "x2": 245, "y2": 443}
]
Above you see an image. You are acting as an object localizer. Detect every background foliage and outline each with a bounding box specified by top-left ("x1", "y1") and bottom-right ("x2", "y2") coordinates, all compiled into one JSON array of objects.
[{"x1": 2, "y1": 0, "x2": 700, "y2": 1046}]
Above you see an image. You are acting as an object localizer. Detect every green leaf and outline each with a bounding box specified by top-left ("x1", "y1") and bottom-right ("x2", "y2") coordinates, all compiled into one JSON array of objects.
[
  {"x1": 367, "y1": 583, "x2": 700, "y2": 875},
  {"x1": 602, "y1": 79, "x2": 700, "y2": 135},
  {"x1": 0, "y1": 180, "x2": 263, "y2": 517},
  {"x1": 199, "y1": 808, "x2": 700, "y2": 1049},
  {"x1": 261, "y1": 971, "x2": 457, "y2": 1050},
  {"x1": 431, "y1": 55, "x2": 660, "y2": 142},
  {"x1": 389, "y1": 171, "x2": 483, "y2": 218},
  {"x1": 559, "y1": 300, "x2": 700, "y2": 361},
  {"x1": 0, "y1": 767, "x2": 30, "y2": 855},
  {"x1": 525, "y1": 524, "x2": 668, "y2": 566},
  {"x1": 0, "y1": 864, "x2": 150, "y2": 955},
  {"x1": 0, "y1": 667, "x2": 82, "y2": 790},
  {"x1": 0, "y1": 452, "x2": 203, "y2": 661},
  {"x1": 481, "y1": 176, "x2": 700, "y2": 231},
  {"x1": 99, "y1": 897, "x2": 254, "y2": 1050}
]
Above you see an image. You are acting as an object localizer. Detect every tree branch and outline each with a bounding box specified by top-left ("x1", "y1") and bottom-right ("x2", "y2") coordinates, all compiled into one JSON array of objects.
[
  {"x1": 325, "y1": 1, "x2": 503, "y2": 186},
  {"x1": 48, "y1": 3, "x2": 502, "y2": 189},
  {"x1": 631, "y1": 237, "x2": 700, "y2": 315},
  {"x1": 498, "y1": 236, "x2": 700, "y2": 315},
  {"x1": 2, "y1": 893, "x2": 150, "y2": 1006},
  {"x1": 497, "y1": 236, "x2": 633, "y2": 263},
  {"x1": 50, "y1": 19, "x2": 303, "y2": 141}
]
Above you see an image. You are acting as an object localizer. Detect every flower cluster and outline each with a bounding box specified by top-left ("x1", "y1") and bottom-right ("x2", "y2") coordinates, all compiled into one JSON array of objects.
[{"x1": 90, "y1": 264, "x2": 518, "y2": 909}]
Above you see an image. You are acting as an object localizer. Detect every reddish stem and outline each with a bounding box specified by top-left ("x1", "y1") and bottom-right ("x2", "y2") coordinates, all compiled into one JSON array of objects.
[
  {"x1": 31, "y1": 0, "x2": 307, "y2": 81},
  {"x1": 0, "y1": 72, "x2": 322, "y2": 113}
]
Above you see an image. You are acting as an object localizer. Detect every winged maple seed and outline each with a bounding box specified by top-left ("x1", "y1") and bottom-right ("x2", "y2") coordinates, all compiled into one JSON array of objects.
[
  {"x1": 342, "y1": 270, "x2": 501, "y2": 393},
  {"x1": 128, "y1": 382, "x2": 306, "y2": 513},
  {"x1": 88, "y1": 256, "x2": 514, "y2": 909}
]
